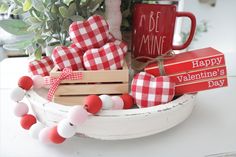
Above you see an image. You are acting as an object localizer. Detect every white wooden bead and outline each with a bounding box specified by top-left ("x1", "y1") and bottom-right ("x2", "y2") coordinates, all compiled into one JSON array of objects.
[
  {"x1": 99, "y1": 95, "x2": 114, "y2": 110},
  {"x1": 11, "y1": 87, "x2": 25, "y2": 102},
  {"x1": 68, "y1": 106, "x2": 89, "y2": 126},
  {"x1": 32, "y1": 75, "x2": 44, "y2": 89},
  {"x1": 111, "y1": 96, "x2": 124, "y2": 110},
  {"x1": 57, "y1": 119, "x2": 76, "y2": 138},
  {"x1": 13, "y1": 102, "x2": 29, "y2": 117},
  {"x1": 39, "y1": 127, "x2": 52, "y2": 144},
  {"x1": 29, "y1": 123, "x2": 45, "y2": 139}
]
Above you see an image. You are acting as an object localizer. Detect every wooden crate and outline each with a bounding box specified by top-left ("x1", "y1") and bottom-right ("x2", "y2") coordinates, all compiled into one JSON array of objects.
[{"x1": 50, "y1": 61, "x2": 129, "y2": 105}]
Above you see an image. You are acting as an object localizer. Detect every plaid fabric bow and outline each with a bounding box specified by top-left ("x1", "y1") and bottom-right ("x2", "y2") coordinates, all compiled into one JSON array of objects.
[{"x1": 47, "y1": 68, "x2": 82, "y2": 101}]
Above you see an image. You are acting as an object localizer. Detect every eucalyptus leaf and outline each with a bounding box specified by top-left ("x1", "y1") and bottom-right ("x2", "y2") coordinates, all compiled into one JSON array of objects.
[
  {"x1": 68, "y1": 2, "x2": 76, "y2": 16},
  {"x1": 0, "y1": 19, "x2": 30, "y2": 35},
  {"x1": 27, "y1": 22, "x2": 41, "y2": 32},
  {"x1": 63, "y1": 0, "x2": 74, "y2": 6},
  {"x1": 17, "y1": 0, "x2": 25, "y2": 3},
  {"x1": 62, "y1": 19, "x2": 71, "y2": 31},
  {"x1": 24, "y1": 16, "x2": 41, "y2": 24},
  {"x1": 32, "y1": 0, "x2": 45, "y2": 12},
  {"x1": 88, "y1": 0, "x2": 103, "y2": 13},
  {"x1": 45, "y1": 36, "x2": 53, "y2": 43},
  {"x1": 36, "y1": 38, "x2": 45, "y2": 46},
  {"x1": 14, "y1": 0, "x2": 23, "y2": 6},
  {"x1": 51, "y1": 21, "x2": 60, "y2": 32},
  {"x1": 59, "y1": 6, "x2": 69, "y2": 18},
  {"x1": 34, "y1": 47, "x2": 42, "y2": 60},
  {"x1": 43, "y1": 0, "x2": 51, "y2": 5},
  {"x1": 31, "y1": 10, "x2": 43, "y2": 22},
  {"x1": 23, "y1": 0, "x2": 32, "y2": 11},
  {"x1": 70, "y1": 15, "x2": 84, "y2": 22},
  {"x1": 0, "y1": 2, "x2": 8, "y2": 13},
  {"x1": 45, "y1": 11, "x2": 57, "y2": 20},
  {"x1": 45, "y1": 20, "x2": 52, "y2": 29},
  {"x1": 80, "y1": 0, "x2": 89, "y2": 6},
  {"x1": 51, "y1": 4, "x2": 58, "y2": 14},
  {"x1": 12, "y1": 7, "x2": 24, "y2": 15}
]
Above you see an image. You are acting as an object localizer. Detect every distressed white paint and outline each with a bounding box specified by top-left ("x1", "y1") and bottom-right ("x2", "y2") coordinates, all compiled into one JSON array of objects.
[{"x1": 26, "y1": 88, "x2": 196, "y2": 140}]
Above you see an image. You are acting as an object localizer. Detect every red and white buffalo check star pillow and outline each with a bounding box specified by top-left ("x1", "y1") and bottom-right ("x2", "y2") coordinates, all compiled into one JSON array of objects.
[
  {"x1": 28, "y1": 56, "x2": 54, "y2": 76},
  {"x1": 52, "y1": 44, "x2": 84, "y2": 71},
  {"x1": 83, "y1": 42, "x2": 126, "y2": 70},
  {"x1": 131, "y1": 72, "x2": 175, "y2": 108},
  {"x1": 69, "y1": 15, "x2": 110, "y2": 51}
]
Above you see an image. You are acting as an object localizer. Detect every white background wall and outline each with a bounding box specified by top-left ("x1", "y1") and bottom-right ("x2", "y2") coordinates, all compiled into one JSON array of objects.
[
  {"x1": 182, "y1": 0, "x2": 236, "y2": 76},
  {"x1": 182, "y1": 0, "x2": 236, "y2": 52}
]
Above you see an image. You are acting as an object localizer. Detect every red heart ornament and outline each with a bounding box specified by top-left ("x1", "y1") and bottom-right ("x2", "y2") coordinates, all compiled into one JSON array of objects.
[
  {"x1": 28, "y1": 56, "x2": 54, "y2": 76},
  {"x1": 83, "y1": 42, "x2": 126, "y2": 70},
  {"x1": 131, "y1": 72, "x2": 175, "y2": 108},
  {"x1": 52, "y1": 44, "x2": 84, "y2": 71},
  {"x1": 69, "y1": 15, "x2": 110, "y2": 51}
]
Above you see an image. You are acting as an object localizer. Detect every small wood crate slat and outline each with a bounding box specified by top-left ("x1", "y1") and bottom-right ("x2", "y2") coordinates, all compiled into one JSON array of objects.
[{"x1": 50, "y1": 61, "x2": 129, "y2": 105}]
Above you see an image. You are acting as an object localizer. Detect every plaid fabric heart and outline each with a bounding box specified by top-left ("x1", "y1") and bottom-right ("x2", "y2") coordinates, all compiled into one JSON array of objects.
[
  {"x1": 28, "y1": 56, "x2": 54, "y2": 76},
  {"x1": 83, "y1": 42, "x2": 126, "y2": 70},
  {"x1": 108, "y1": 34, "x2": 128, "y2": 52},
  {"x1": 131, "y1": 72, "x2": 175, "y2": 108},
  {"x1": 69, "y1": 15, "x2": 110, "y2": 51},
  {"x1": 52, "y1": 44, "x2": 84, "y2": 71}
]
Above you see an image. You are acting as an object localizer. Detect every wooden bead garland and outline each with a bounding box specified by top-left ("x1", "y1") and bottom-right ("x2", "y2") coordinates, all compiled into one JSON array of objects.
[{"x1": 11, "y1": 75, "x2": 135, "y2": 145}]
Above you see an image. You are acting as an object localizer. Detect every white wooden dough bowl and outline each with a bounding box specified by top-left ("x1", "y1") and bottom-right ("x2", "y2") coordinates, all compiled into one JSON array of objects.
[{"x1": 26, "y1": 88, "x2": 197, "y2": 140}]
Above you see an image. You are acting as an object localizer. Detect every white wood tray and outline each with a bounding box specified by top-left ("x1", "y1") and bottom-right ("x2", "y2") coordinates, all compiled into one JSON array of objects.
[{"x1": 26, "y1": 88, "x2": 197, "y2": 140}]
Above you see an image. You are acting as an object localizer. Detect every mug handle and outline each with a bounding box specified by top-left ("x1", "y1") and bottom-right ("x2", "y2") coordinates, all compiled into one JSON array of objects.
[{"x1": 172, "y1": 12, "x2": 196, "y2": 50}]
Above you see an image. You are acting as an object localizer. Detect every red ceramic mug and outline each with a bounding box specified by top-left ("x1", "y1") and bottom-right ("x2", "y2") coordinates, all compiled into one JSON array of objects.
[{"x1": 132, "y1": 3, "x2": 196, "y2": 59}]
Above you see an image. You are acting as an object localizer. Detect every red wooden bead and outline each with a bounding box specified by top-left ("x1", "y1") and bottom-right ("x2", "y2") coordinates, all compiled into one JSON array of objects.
[
  {"x1": 20, "y1": 114, "x2": 37, "y2": 130},
  {"x1": 84, "y1": 95, "x2": 102, "y2": 114},
  {"x1": 120, "y1": 94, "x2": 134, "y2": 109},
  {"x1": 48, "y1": 126, "x2": 66, "y2": 144},
  {"x1": 18, "y1": 76, "x2": 33, "y2": 90}
]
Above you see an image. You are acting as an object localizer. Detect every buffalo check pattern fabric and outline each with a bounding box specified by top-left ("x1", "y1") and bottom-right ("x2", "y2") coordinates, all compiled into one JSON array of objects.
[
  {"x1": 108, "y1": 35, "x2": 128, "y2": 53},
  {"x1": 131, "y1": 72, "x2": 175, "y2": 108},
  {"x1": 69, "y1": 15, "x2": 110, "y2": 51},
  {"x1": 28, "y1": 56, "x2": 54, "y2": 76},
  {"x1": 83, "y1": 42, "x2": 126, "y2": 70},
  {"x1": 47, "y1": 68, "x2": 83, "y2": 101},
  {"x1": 52, "y1": 44, "x2": 84, "y2": 71}
]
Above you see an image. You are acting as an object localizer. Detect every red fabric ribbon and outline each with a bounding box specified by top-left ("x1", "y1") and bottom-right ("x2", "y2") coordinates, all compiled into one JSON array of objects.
[{"x1": 47, "y1": 68, "x2": 82, "y2": 101}]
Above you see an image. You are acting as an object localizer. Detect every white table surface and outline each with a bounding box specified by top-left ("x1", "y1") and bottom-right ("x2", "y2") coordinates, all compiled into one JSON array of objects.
[{"x1": 0, "y1": 58, "x2": 236, "y2": 157}]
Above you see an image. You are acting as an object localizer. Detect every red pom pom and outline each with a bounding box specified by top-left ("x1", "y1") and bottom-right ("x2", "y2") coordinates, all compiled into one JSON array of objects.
[
  {"x1": 18, "y1": 76, "x2": 33, "y2": 90},
  {"x1": 84, "y1": 95, "x2": 102, "y2": 114},
  {"x1": 120, "y1": 94, "x2": 134, "y2": 109},
  {"x1": 48, "y1": 126, "x2": 66, "y2": 144},
  {"x1": 20, "y1": 114, "x2": 37, "y2": 130}
]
